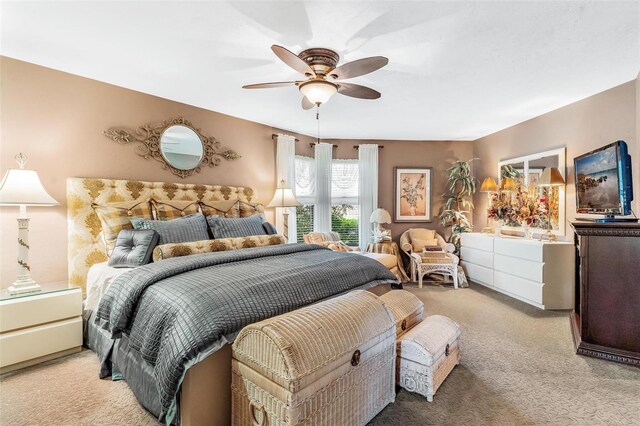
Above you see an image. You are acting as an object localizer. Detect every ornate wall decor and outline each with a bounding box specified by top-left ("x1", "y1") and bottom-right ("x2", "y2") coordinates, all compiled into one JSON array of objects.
[{"x1": 103, "y1": 117, "x2": 241, "y2": 178}]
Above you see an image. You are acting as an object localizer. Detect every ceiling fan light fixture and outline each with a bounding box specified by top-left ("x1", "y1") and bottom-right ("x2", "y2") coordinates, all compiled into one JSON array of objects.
[{"x1": 299, "y1": 80, "x2": 338, "y2": 106}]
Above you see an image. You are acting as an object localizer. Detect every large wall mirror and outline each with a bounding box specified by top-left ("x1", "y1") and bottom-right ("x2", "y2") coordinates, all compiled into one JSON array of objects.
[
  {"x1": 160, "y1": 125, "x2": 204, "y2": 170},
  {"x1": 498, "y1": 147, "x2": 566, "y2": 237},
  {"x1": 104, "y1": 117, "x2": 240, "y2": 178}
]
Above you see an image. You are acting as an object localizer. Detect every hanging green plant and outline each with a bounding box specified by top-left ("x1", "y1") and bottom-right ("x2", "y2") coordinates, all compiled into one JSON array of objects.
[{"x1": 439, "y1": 159, "x2": 477, "y2": 254}]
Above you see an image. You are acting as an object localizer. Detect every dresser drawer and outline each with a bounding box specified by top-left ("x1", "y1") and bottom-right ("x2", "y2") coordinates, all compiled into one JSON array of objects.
[
  {"x1": 461, "y1": 261, "x2": 493, "y2": 286},
  {"x1": 494, "y1": 271, "x2": 543, "y2": 305},
  {"x1": 494, "y1": 254, "x2": 543, "y2": 283},
  {"x1": 0, "y1": 288, "x2": 82, "y2": 333},
  {"x1": 460, "y1": 233, "x2": 494, "y2": 252},
  {"x1": 0, "y1": 317, "x2": 82, "y2": 368},
  {"x1": 460, "y1": 247, "x2": 493, "y2": 268},
  {"x1": 494, "y1": 238, "x2": 544, "y2": 262}
]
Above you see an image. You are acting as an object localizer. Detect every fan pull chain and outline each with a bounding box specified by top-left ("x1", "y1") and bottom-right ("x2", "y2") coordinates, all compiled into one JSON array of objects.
[{"x1": 316, "y1": 105, "x2": 320, "y2": 145}]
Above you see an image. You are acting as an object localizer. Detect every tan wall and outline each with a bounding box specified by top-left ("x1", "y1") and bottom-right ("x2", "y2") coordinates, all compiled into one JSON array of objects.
[
  {"x1": 0, "y1": 57, "x2": 283, "y2": 288},
  {"x1": 473, "y1": 80, "x2": 638, "y2": 236},
  {"x1": 296, "y1": 139, "x2": 475, "y2": 241}
]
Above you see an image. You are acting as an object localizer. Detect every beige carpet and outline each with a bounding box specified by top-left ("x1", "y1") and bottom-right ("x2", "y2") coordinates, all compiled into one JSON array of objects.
[{"x1": 1, "y1": 283, "x2": 639, "y2": 426}]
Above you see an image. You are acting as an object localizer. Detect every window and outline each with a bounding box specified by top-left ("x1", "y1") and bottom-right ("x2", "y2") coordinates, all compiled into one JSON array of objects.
[
  {"x1": 294, "y1": 156, "x2": 360, "y2": 246},
  {"x1": 331, "y1": 160, "x2": 359, "y2": 246},
  {"x1": 295, "y1": 156, "x2": 315, "y2": 243}
]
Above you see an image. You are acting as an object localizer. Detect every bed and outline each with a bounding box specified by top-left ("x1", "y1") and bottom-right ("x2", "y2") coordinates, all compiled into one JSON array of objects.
[{"x1": 69, "y1": 177, "x2": 398, "y2": 426}]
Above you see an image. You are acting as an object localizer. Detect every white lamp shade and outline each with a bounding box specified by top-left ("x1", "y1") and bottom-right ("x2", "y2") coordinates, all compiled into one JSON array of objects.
[
  {"x1": 267, "y1": 187, "x2": 302, "y2": 208},
  {"x1": 299, "y1": 80, "x2": 338, "y2": 105},
  {"x1": 0, "y1": 169, "x2": 59, "y2": 206},
  {"x1": 369, "y1": 208, "x2": 392, "y2": 224}
]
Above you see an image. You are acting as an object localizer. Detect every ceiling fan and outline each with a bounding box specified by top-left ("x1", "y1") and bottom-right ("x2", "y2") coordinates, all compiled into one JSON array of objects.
[{"x1": 242, "y1": 45, "x2": 388, "y2": 109}]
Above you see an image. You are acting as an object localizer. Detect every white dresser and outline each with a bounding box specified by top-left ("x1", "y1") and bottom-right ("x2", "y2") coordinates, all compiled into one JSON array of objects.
[
  {"x1": 460, "y1": 233, "x2": 575, "y2": 310},
  {"x1": 0, "y1": 282, "x2": 82, "y2": 373}
]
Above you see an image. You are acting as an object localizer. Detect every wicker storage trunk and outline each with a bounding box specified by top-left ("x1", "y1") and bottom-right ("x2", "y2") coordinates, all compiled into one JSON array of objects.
[
  {"x1": 379, "y1": 290, "x2": 424, "y2": 338},
  {"x1": 232, "y1": 290, "x2": 396, "y2": 426},
  {"x1": 397, "y1": 315, "x2": 461, "y2": 402}
]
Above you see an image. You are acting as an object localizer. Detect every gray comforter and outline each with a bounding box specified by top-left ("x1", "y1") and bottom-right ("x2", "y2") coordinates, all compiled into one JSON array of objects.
[{"x1": 94, "y1": 243, "x2": 397, "y2": 424}]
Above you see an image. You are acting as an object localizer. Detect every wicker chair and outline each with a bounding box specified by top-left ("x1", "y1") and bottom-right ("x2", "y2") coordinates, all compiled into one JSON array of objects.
[
  {"x1": 399, "y1": 229, "x2": 459, "y2": 288},
  {"x1": 302, "y1": 232, "x2": 400, "y2": 279}
]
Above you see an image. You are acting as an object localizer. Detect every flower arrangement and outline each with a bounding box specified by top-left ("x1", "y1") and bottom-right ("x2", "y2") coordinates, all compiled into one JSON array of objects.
[{"x1": 487, "y1": 185, "x2": 546, "y2": 229}]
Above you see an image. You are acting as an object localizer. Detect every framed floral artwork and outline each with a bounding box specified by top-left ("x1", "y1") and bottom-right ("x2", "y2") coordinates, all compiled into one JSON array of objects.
[{"x1": 394, "y1": 167, "x2": 432, "y2": 222}]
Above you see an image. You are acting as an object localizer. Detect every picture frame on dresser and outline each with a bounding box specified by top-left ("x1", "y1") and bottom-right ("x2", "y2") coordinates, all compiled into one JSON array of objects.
[{"x1": 394, "y1": 167, "x2": 432, "y2": 222}]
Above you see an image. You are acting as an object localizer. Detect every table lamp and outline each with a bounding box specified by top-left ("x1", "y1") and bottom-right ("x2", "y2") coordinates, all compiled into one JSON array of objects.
[
  {"x1": 480, "y1": 177, "x2": 498, "y2": 234},
  {"x1": 0, "y1": 153, "x2": 59, "y2": 294},
  {"x1": 267, "y1": 179, "x2": 301, "y2": 242},
  {"x1": 537, "y1": 167, "x2": 565, "y2": 242},
  {"x1": 369, "y1": 208, "x2": 392, "y2": 243},
  {"x1": 500, "y1": 177, "x2": 517, "y2": 191}
]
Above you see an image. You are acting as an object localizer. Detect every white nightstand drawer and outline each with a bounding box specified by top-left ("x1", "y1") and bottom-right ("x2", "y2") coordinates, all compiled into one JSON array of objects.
[
  {"x1": 0, "y1": 317, "x2": 82, "y2": 368},
  {"x1": 0, "y1": 288, "x2": 82, "y2": 333},
  {"x1": 460, "y1": 247, "x2": 493, "y2": 268},
  {"x1": 494, "y1": 254, "x2": 543, "y2": 283}
]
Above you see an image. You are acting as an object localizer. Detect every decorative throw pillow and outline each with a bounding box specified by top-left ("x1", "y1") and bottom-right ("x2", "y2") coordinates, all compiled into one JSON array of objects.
[
  {"x1": 207, "y1": 215, "x2": 266, "y2": 239},
  {"x1": 412, "y1": 238, "x2": 440, "y2": 252},
  {"x1": 131, "y1": 213, "x2": 209, "y2": 245},
  {"x1": 262, "y1": 222, "x2": 278, "y2": 235},
  {"x1": 236, "y1": 201, "x2": 266, "y2": 218},
  {"x1": 409, "y1": 228, "x2": 437, "y2": 252},
  {"x1": 153, "y1": 235, "x2": 286, "y2": 261},
  {"x1": 151, "y1": 199, "x2": 200, "y2": 220},
  {"x1": 108, "y1": 229, "x2": 159, "y2": 268},
  {"x1": 199, "y1": 199, "x2": 239, "y2": 218},
  {"x1": 92, "y1": 199, "x2": 153, "y2": 254}
]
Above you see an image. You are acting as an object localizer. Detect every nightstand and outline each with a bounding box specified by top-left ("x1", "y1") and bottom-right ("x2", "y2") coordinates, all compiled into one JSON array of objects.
[{"x1": 0, "y1": 282, "x2": 82, "y2": 374}]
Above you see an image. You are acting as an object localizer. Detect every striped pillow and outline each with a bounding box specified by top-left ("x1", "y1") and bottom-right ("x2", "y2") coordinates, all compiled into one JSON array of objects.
[
  {"x1": 207, "y1": 215, "x2": 267, "y2": 239},
  {"x1": 151, "y1": 199, "x2": 200, "y2": 220},
  {"x1": 92, "y1": 200, "x2": 153, "y2": 254},
  {"x1": 131, "y1": 213, "x2": 209, "y2": 245}
]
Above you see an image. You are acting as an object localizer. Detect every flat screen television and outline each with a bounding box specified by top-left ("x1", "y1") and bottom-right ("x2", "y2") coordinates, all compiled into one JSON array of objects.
[{"x1": 574, "y1": 140, "x2": 634, "y2": 222}]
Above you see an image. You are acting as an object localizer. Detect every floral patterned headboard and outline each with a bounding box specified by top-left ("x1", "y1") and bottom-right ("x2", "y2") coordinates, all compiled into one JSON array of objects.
[{"x1": 66, "y1": 177, "x2": 258, "y2": 295}]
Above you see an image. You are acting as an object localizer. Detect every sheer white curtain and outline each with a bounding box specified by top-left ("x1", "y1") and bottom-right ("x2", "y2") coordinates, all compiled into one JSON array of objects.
[
  {"x1": 295, "y1": 156, "x2": 316, "y2": 204},
  {"x1": 314, "y1": 143, "x2": 333, "y2": 232},
  {"x1": 331, "y1": 159, "x2": 359, "y2": 205},
  {"x1": 275, "y1": 134, "x2": 297, "y2": 241},
  {"x1": 358, "y1": 144, "x2": 378, "y2": 250}
]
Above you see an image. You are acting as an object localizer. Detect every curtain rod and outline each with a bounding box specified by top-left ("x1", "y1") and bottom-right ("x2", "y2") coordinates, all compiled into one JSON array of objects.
[
  {"x1": 271, "y1": 134, "x2": 300, "y2": 142},
  {"x1": 309, "y1": 143, "x2": 338, "y2": 148},
  {"x1": 354, "y1": 145, "x2": 384, "y2": 149}
]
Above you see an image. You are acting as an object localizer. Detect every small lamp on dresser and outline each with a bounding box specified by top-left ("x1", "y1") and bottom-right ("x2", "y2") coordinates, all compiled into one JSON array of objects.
[
  {"x1": 267, "y1": 179, "x2": 301, "y2": 242},
  {"x1": 537, "y1": 167, "x2": 565, "y2": 242},
  {"x1": 480, "y1": 177, "x2": 498, "y2": 234},
  {"x1": 0, "y1": 153, "x2": 59, "y2": 294}
]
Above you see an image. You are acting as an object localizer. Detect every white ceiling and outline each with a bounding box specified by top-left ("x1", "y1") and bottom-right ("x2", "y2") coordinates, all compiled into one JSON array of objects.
[{"x1": 1, "y1": 1, "x2": 639, "y2": 140}]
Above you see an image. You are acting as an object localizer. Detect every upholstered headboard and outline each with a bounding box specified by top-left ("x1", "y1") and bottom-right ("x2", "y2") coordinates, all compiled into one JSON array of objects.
[{"x1": 67, "y1": 177, "x2": 259, "y2": 295}]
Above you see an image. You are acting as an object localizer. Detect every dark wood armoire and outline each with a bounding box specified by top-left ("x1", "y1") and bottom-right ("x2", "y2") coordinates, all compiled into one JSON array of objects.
[{"x1": 570, "y1": 221, "x2": 640, "y2": 367}]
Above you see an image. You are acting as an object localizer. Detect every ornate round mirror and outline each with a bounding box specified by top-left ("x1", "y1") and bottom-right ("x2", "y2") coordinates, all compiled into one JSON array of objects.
[{"x1": 160, "y1": 125, "x2": 204, "y2": 170}]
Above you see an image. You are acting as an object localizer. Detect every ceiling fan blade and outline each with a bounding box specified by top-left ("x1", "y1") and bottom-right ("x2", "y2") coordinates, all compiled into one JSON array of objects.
[
  {"x1": 271, "y1": 45, "x2": 315, "y2": 77},
  {"x1": 242, "y1": 81, "x2": 298, "y2": 89},
  {"x1": 328, "y1": 56, "x2": 388, "y2": 80},
  {"x1": 337, "y1": 83, "x2": 381, "y2": 99},
  {"x1": 301, "y1": 97, "x2": 315, "y2": 110}
]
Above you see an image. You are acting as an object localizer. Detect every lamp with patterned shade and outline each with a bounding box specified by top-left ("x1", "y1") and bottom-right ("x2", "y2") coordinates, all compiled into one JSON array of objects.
[
  {"x1": 480, "y1": 177, "x2": 498, "y2": 234},
  {"x1": 0, "y1": 154, "x2": 59, "y2": 294}
]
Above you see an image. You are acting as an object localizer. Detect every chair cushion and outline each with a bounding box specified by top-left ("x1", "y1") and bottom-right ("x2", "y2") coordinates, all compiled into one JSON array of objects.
[
  {"x1": 360, "y1": 252, "x2": 397, "y2": 270},
  {"x1": 412, "y1": 238, "x2": 439, "y2": 252},
  {"x1": 131, "y1": 213, "x2": 209, "y2": 245},
  {"x1": 108, "y1": 229, "x2": 159, "y2": 268},
  {"x1": 304, "y1": 231, "x2": 342, "y2": 244}
]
